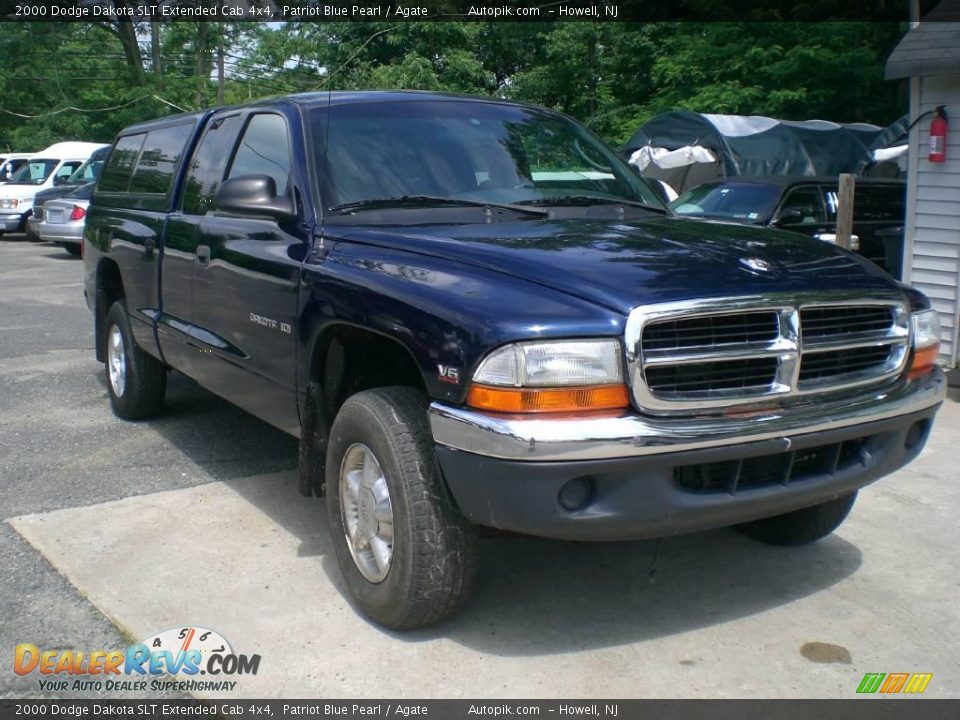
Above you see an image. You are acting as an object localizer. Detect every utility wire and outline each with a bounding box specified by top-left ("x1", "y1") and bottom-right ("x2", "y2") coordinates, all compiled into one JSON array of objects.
[{"x1": 0, "y1": 94, "x2": 188, "y2": 118}]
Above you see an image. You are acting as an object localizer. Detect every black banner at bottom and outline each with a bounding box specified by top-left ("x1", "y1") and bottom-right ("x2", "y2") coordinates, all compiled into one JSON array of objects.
[{"x1": 1, "y1": 700, "x2": 958, "y2": 720}]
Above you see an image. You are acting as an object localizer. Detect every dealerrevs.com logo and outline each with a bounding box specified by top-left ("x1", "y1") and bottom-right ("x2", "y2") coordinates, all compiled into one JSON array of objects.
[{"x1": 13, "y1": 626, "x2": 260, "y2": 693}]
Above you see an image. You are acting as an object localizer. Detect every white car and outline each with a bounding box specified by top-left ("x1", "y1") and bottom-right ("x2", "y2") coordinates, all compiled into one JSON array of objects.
[{"x1": 0, "y1": 141, "x2": 108, "y2": 235}]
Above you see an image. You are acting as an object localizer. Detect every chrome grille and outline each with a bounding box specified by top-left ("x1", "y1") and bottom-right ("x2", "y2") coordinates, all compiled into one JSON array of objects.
[
  {"x1": 645, "y1": 357, "x2": 778, "y2": 394},
  {"x1": 625, "y1": 296, "x2": 910, "y2": 413},
  {"x1": 642, "y1": 312, "x2": 779, "y2": 352}
]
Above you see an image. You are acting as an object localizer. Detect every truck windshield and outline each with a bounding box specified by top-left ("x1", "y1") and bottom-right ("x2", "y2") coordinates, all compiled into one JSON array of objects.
[
  {"x1": 671, "y1": 182, "x2": 782, "y2": 222},
  {"x1": 311, "y1": 100, "x2": 663, "y2": 213},
  {"x1": 8, "y1": 159, "x2": 58, "y2": 185}
]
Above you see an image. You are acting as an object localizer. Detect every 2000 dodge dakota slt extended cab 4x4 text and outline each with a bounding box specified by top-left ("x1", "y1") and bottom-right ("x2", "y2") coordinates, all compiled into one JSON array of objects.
[{"x1": 84, "y1": 92, "x2": 945, "y2": 629}]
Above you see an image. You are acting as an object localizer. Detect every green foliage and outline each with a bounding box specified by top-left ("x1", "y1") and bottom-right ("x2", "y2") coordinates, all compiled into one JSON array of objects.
[{"x1": 0, "y1": 20, "x2": 908, "y2": 153}]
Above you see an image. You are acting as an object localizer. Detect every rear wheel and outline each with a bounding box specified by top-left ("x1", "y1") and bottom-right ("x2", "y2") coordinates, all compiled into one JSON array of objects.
[
  {"x1": 325, "y1": 386, "x2": 477, "y2": 630},
  {"x1": 104, "y1": 301, "x2": 167, "y2": 419},
  {"x1": 735, "y1": 492, "x2": 857, "y2": 546}
]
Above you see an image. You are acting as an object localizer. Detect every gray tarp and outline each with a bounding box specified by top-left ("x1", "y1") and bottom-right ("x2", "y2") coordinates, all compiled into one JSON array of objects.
[{"x1": 623, "y1": 111, "x2": 883, "y2": 193}]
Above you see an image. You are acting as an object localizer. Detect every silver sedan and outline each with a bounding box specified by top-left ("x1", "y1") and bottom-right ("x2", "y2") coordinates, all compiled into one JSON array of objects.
[{"x1": 37, "y1": 197, "x2": 89, "y2": 257}]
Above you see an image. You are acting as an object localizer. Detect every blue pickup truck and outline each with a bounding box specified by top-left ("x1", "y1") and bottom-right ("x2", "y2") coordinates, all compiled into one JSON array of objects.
[{"x1": 84, "y1": 92, "x2": 945, "y2": 629}]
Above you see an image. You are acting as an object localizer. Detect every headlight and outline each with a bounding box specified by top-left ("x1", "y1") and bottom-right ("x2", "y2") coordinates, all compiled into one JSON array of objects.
[
  {"x1": 469, "y1": 339, "x2": 629, "y2": 413},
  {"x1": 0, "y1": 198, "x2": 18, "y2": 209},
  {"x1": 908, "y1": 309, "x2": 940, "y2": 378}
]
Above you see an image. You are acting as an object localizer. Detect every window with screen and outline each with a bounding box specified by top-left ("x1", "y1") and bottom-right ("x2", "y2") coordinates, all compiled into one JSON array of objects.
[
  {"x1": 99, "y1": 134, "x2": 146, "y2": 192},
  {"x1": 128, "y1": 123, "x2": 194, "y2": 195}
]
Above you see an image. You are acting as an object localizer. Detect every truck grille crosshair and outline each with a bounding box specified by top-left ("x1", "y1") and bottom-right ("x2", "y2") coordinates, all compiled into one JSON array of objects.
[{"x1": 625, "y1": 296, "x2": 910, "y2": 413}]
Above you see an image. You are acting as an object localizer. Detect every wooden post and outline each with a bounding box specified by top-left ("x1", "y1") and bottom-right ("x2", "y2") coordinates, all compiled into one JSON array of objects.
[{"x1": 836, "y1": 173, "x2": 856, "y2": 251}]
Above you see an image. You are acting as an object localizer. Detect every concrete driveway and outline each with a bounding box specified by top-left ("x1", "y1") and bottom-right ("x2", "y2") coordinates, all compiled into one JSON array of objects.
[{"x1": 2, "y1": 238, "x2": 958, "y2": 699}]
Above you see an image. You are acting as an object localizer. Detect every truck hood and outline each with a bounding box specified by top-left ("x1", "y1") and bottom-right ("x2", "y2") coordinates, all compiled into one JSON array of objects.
[{"x1": 331, "y1": 216, "x2": 902, "y2": 314}]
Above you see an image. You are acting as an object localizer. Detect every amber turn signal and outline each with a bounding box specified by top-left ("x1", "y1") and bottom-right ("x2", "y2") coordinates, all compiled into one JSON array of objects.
[
  {"x1": 908, "y1": 345, "x2": 939, "y2": 379},
  {"x1": 466, "y1": 383, "x2": 630, "y2": 414}
]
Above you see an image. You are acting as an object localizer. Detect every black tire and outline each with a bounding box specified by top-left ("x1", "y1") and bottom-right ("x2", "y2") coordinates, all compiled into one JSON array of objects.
[
  {"x1": 325, "y1": 386, "x2": 477, "y2": 630},
  {"x1": 61, "y1": 243, "x2": 81, "y2": 257},
  {"x1": 735, "y1": 492, "x2": 857, "y2": 546},
  {"x1": 104, "y1": 301, "x2": 167, "y2": 420}
]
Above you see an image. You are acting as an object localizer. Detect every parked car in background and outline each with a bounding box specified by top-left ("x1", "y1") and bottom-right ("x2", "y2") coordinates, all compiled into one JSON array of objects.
[
  {"x1": 37, "y1": 182, "x2": 91, "y2": 256},
  {"x1": 0, "y1": 153, "x2": 33, "y2": 183},
  {"x1": 670, "y1": 177, "x2": 906, "y2": 279},
  {"x1": 0, "y1": 141, "x2": 108, "y2": 236},
  {"x1": 29, "y1": 145, "x2": 109, "y2": 241}
]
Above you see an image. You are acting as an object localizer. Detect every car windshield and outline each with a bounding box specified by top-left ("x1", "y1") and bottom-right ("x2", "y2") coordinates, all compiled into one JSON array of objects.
[
  {"x1": 310, "y1": 100, "x2": 664, "y2": 215},
  {"x1": 671, "y1": 182, "x2": 782, "y2": 222},
  {"x1": 8, "y1": 159, "x2": 58, "y2": 185}
]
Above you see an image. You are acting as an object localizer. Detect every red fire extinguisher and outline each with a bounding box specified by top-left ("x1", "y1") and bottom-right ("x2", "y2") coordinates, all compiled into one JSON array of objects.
[{"x1": 929, "y1": 106, "x2": 948, "y2": 163}]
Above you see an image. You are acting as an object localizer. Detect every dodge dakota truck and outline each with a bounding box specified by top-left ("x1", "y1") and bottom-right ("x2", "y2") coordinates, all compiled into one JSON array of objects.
[{"x1": 83, "y1": 92, "x2": 945, "y2": 630}]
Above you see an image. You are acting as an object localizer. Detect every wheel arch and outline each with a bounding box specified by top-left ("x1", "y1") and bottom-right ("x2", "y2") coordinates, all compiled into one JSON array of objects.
[
  {"x1": 297, "y1": 321, "x2": 429, "y2": 498},
  {"x1": 95, "y1": 258, "x2": 125, "y2": 363}
]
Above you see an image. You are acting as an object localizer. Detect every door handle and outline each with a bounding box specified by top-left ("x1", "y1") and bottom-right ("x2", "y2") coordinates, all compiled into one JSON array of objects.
[
  {"x1": 195, "y1": 245, "x2": 211, "y2": 266},
  {"x1": 143, "y1": 238, "x2": 155, "y2": 259}
]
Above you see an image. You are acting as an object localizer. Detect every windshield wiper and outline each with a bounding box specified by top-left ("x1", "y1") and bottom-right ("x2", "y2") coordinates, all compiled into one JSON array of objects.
[
  {"x1": 329, "y1": 195, "x2": 548, "y2": 216},
  {"x1": 519, "y1": 195, "x2": 667, "y2": 213}
]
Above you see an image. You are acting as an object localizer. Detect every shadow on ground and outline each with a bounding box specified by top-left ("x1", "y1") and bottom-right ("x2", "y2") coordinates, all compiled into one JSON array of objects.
[
  {"x1": 97, "y1": 371, "x2": 299, "y2": 480},
  {"x1": 102, "y1": 368, "x2": 863, "y2": 658},
  {"x1": 224, "y1": 467, "x2": 863, "y2": 657}
]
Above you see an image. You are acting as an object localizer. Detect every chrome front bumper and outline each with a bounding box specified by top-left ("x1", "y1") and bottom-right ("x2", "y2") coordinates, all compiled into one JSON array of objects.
[{"x1": 429, "y1": 370, "x2": 946, "y2": 462}]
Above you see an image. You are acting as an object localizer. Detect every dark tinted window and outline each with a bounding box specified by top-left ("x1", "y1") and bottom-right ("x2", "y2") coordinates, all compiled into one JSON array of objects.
[
  {"x1": 672, "y1": 182, "x2": 781, "y2": 221},
  {"x1": 99, "y1": 134, "x2": 146, "y2": 192},
  {"x1": 128, "y1": 123, "x2": 194, "y2": 195},
  {"x1": 228, "y1": 114, "x2": 291, "y2": 195},
  {"x1": 853, "y1": 185, "x2": 905, "y2": 222},
  {"x1": 182, "y1": 114, "x2": 243, "y2": 215},
  {"x1": 313, "y1": 101, "x2": 660, "y2": 210},
  {"x1": 779, "y1": 186, "x2": 826, "y2": 224}
]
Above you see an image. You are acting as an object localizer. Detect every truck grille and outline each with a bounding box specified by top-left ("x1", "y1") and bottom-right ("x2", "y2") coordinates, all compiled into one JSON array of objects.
[
  {"x1": 674, "y1": 436, "x2": 870, "y2": 494},
  {"x1": 627, "y1": 297, "x2": 910, "y2": 412}
]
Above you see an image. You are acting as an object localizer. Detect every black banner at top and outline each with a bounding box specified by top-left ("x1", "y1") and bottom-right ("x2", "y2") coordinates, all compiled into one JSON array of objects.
[{"x1": 0, "y1": 0, "x2": 942, "y2": 23}]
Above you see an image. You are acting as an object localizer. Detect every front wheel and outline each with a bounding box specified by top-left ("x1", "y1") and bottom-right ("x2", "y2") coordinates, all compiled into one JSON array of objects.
[
  {"x1": 104, "y1": 301, "x2": 167, "y2": 419},
  {"x1": 734, "y1": 492, "x2": 857, "y2": 546},
  {"x1": 325, "y1": 387, "x2": 477, "y2": 630}
]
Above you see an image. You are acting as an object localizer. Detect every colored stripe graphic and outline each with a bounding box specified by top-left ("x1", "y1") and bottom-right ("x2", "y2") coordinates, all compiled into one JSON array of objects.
[
  {"x1": 904, "y1": 673, "x2": 934, "y2": 694},
  {"x1": 857, "y1": 673, "x2": 886, "y2": 694},
  {"x1": 857, "y1": 672, "x2": 933, "y2": 694},
  {"x1": 880, "y1": 673, "x2": 910, "y2": 693}
]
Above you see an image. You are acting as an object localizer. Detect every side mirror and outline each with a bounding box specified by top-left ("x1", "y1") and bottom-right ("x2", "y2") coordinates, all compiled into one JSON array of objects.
[
  {"x1": 214, "y1": 175, "x2": 295, "y2": 222},
  {"x1": 774, "y1": 208, "x2": 803, "y2": 226},
  {"x1": 53, "y1": 175, "x2": 66, "y2": 186}
]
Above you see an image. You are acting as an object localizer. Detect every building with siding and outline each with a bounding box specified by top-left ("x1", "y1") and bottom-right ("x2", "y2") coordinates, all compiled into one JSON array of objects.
[{"x1": 886, "y1": 1, "x2": 960, "y2": 367}]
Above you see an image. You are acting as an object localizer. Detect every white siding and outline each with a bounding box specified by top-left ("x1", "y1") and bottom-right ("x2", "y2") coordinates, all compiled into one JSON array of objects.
[{"x1": 906, "y1": 73, "x2": 960, "y2": 366}]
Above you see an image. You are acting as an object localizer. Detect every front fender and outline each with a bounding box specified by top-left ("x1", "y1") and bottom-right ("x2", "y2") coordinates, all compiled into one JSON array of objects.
[{"x1": 298, "y1": 240, "x2": 623, "y2": 405}]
